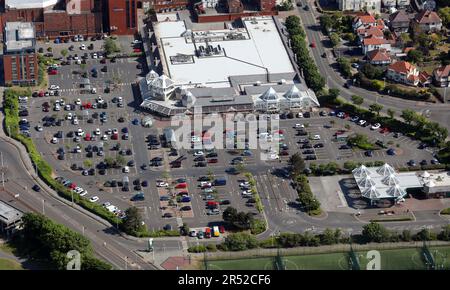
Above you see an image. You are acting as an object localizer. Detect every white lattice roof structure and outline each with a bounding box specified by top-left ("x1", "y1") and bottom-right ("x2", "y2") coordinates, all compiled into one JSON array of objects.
[{"x1": 352, "y1": 163, "x2": 422, "y2": 200}]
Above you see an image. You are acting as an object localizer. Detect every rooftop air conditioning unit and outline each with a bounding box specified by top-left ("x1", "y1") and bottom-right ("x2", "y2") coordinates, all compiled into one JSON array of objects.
[{"x1": 279, "y1": 79, "x2": 286, "y2": 84}]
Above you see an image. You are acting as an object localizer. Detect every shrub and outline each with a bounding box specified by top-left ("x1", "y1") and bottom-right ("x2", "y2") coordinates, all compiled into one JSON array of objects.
[
  {"x1": 250, "y1": 219, "x2": 267, "y2": 235},
  {"x1": 188, "y1": 245, "x2": 207, "y2": 253},
  {"x1": 206, "y1": 244, "x2": 217, "y2": 252},
  {"x1": 221, "y1": 233, "x2": 259, "y2": 251}
]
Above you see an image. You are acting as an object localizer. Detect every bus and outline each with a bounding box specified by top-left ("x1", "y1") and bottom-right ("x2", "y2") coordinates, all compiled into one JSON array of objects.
[{"x1": 213, "y1": 226, "x2": 220, "y2": 237}]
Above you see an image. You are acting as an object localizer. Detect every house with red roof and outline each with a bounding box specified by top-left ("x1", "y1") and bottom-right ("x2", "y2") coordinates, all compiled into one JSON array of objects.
[
  {"x1": 414, "y1": 10, "x2": 442, "y2": 32},
  {"x1": 353, "y1": 14, "x2": 378, "y2": 31},
  {"x1": 387, "y1": 61, "x2": 420, "y2": 86},
  {"x1": 433, "y1": 65, "x2": 450, "y2": 87},
  {"x1": 362, "y1": 37, "x2": 392, "y2": 54},
  {"x1": 366, "y1": 49, "x2": 392, "y2": 65}
]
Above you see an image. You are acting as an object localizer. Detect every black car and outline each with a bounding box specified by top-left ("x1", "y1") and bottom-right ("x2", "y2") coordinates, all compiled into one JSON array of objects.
[
  {"x1": 303, "y1": 112, "x2": 311, "y2": 118},
  {"x1": 420, "y1": 160, "x2": 428, "y2": 166},
  {"x1": 313, "y1": 143, "x2": 324, "y2": 148},
  {"x1": 32, "y1": 185, "x2": 41, "y2": 192},
  {"x1": 220, "y1": 200, "x2": 231, "y2": 205},
  {"x1": 198, "y1": 176, "x2": 210, "y2": 181},
  {"x1": 206, "y1": 152, "x2": 218, "y2": 158},
  {"x1": 303, "y1": 149, "x2": 314, "y2": 154},
  {"x1": 196, "y1": 162, "x2": 207, "y2": 167},
  {"x1": 339, "y1": 144, "x2": 351, "y2": 150},
  {"x1": 151, "y1": 157, "x2": 163, "y2": 162},
  {"x1": 305, "y1": 155, "x2": 317, "y2": 160},
  {"x1": 181, "y1": 206, "x2": 191, "y2": 211},
  {"x1": 408, "y1": 160, "x2": 416, "y2": 167},
  {"x1": 301, "y1": 144, "x2": 312, "y2": 149},
  {"x1": 418, "y1": 143, "x2": 428, "y2": 149},
  {"x1": 194, "y1": 156, "x2": 206, "y2": 162}
]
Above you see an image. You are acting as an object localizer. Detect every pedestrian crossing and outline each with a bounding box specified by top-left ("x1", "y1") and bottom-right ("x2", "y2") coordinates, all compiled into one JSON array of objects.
[{"x1": 58, "y1": 82, "x2": 134, "y2": 93}]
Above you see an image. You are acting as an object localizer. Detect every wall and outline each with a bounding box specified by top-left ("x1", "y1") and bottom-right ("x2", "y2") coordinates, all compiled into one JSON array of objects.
[
  {"x1": 107, "y1": 0, "x2": 138, "y2": 35},
  {"x1": 197, "y1": 10, "x2": 277, "y2": 23},
  {"x1": 2, "y1": 53, "x2": 38, "y2": 85}
]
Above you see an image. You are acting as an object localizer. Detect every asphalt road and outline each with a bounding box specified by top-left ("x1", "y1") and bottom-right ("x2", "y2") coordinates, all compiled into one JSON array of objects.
[
  {"x1": 297, "y1": 2, "x2": 450, "y2": 132},
  {"x1": 0, "y1": 131, "x2": 183, "y2": 270}
]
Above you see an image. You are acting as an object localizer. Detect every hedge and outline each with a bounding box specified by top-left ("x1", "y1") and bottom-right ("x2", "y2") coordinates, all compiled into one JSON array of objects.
[
  {"x1": 441, "y1": 208, "x2": 450, "y2": 215},
  {"x1": 3, "y1": 89, "x2": 122, "y2": 228}
]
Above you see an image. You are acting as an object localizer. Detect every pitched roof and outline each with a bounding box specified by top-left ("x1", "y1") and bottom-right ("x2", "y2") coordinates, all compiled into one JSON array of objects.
[
  {"x1": 367, "y1": 49, "x2": 391, "y2": 62},
  {"x1": 415, "y1": 10, "x2": 441, "y2": 24},
  {"x1": 358, "y1": 26, "x2": 384, "y2": 37},
  {"x1": 363, "y1": 37, "x2": 387, "y2": 45},
  {"x1": 433, "y1": 65, "x2": 450, "y2": 78},
  {"x1": 419, "y1": 71, "x2": 431, "y2": 84},
  {"x1": 354, "y1": 14, "x2": 377, "y2": 25},
  {"x1": 389, "y1": 10, "x2": 410, "y2": 23},
  {"x1": 388, "y1": 61, "x2": 417, "y2": 74}
]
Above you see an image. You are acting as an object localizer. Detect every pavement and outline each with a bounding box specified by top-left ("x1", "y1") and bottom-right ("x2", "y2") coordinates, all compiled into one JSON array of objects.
[{"x1": 296, "y1": 1, "x2": 450, "y2": 133}]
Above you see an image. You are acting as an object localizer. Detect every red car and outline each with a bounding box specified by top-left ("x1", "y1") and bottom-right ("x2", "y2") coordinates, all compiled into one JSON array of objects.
[
  {"x1": 207, "y1": 158, "x2": 218, "y2": 163},
  {"x1": 310, "y1": 41, "x2": 316, "y2": 48},
  {"x1": 133, "y1": 48, "x2": 142, "y2": 53},
  {"x1": 219, "y1": 226, "x2": 225, "y2": 233},
  {"x1": 38, "y1": 91, "x2": 45, "y2": 97},
  {"x1": 380, "y1": 127, "x2": 390, "y2": 134},
  {"x1": 175, "y1": 183, "x2": 187, "y2": 189},
  {"x1": 84, "y1": 133, "x2": 91, "y2": 141},
  {"x1": 112, "y1": 133, "x2": 118, "y2": 140},
  {"x1": 280, "y1": 150, "x2": 289, "y2": 156},
  {"x1": 100, "y1": 59, "x2": 106, "y2": 64}
]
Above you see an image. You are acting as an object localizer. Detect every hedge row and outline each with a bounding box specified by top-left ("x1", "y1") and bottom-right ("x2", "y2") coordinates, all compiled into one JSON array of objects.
[
  {"x1": 293, "y1": 175, "x2": 321, "y2": 215},
  {"x1": 3, "y1": 89, "x2": 122, "y2": 228},
  {"x1": 286, "y1": 16, "x2": 325, "y2": 92}
]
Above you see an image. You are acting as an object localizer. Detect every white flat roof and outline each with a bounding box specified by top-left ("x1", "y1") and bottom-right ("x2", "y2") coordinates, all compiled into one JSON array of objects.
[
  {"x1": 155, "y1": 17, "x2": 295, "y2": 87},
  {"x1": 5, "y1": 0, "x2": 58, "y2": 9}
]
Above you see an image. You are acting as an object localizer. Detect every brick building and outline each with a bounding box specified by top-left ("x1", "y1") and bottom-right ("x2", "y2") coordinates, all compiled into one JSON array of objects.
[
  {"x1": 0, "y1": 0, "x2": 103, "y2": 39},
  {"x1": 2, "y1": 22, "x2": 38, "y2": 85},
  {"x1": 106, "y1": 0, "x2": 139, "y2": 35}
]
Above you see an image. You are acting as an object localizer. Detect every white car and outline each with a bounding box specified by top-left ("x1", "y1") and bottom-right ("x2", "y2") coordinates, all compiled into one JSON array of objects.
[
  {"x1": 191, "y1": 136, "x2": 201, "y2": 142},
  {"x1": 269, "y1": 154, "x2": 279, "y2": 160},
  {"x1": 295, "y1": 124, "x2": 304, "y2": 128},
  {"x1": 102, "y1": 135, "x2": 108, "y2": 141},
  {"x1": 75, "y1": 98, "x2": 81, "y2": 105},
  {"x1": 74, "y1": 145, "x2": 81, "y2": 153},
  {"x1": 200, "y1": 181, "x2": 212, "y2": 187},
  {"x1": 89, "y1": 196, "x2": 99, "y2": 202},
  {"x1": 92, "y1": 53, "x2": 97, "y2": 59},
  {"x1": 189, "y1": 230, "x2": 197, "y2": 237},
  {"x1": 79, "y1": 190, "x2": 88, "y2": 197},
  {"x1": 371, "y1": 123, "x2": 381, "y2": 130},
  {"x1": 132, "y1": 40, "x2": 142, "y2": 44},
  {"x1": 74, "y1": 187, "x2": 83, "y2": 194},
  {"x1": 49, "y1": 85, "x2": 60, "y2": 90},
  {"x1": 193, "y1": 151, "x2": 204, "y2": 156},
  {"x1": 97, "y1": 96, "x2": 104, "y2": 104},
  {"x1": 72, "y1": 118, "x2": 79, "y2": 125},
  {"x1": 82, "y1": 170, "x2": 89, "y2": 176},
  {"x1": 51, "y1": 137, "x2": 58, "y2": 144},
  {"x1": 203, "y1": 188, "x2": 214, "y2": 193},
  {"x1": 123, "y1": 166, "x2": 130, "y2": 173},
  {"x1": 358, "y1": 120, "x2": 367, "y2": 126},
  {"x1": 103, "y1": 202, "x2": 111, "y2": 208},
  {"x1": 54, "y1": 105, "x2": 61, "y2": 111},
  {"x1": 239, "y1": 182, "x2": 250, "y2": 187},
  {"x1": 80, "y1": 44, "x2": 86, "y2": 50},
  {"x1": 157, "y1": 182, "x2": 169, "y2": 187},
  {"x1": 66, "y1": 113, "x2": 73, "y2": 120},
  {"x1": 91, "y1": 88, "x2": 97, "y2": 94},
  {"x1": 35, "y1": 125, "x2": 43, "y2": 132},
  {"x1": 242, "y1": 190, "x2": 253, "y2": 196},
  {"x1": 95, "y1": 128, "x2": 101, "y2": 135},
  {"x1": 312, "y1": 135, "x2": 321, "y2": 140},
  {"x1": 297, "y1": 112, "x2": 303, "y2": 118},
  {"x1": 112, "y1": 128, "x2": 118, "y2": 135},
  {"x1": 76, "y1": 128, "x2": 84, "y2": 136},
  {"x1": 105, "y1": 129, "x2": 112, "y2": 135}
]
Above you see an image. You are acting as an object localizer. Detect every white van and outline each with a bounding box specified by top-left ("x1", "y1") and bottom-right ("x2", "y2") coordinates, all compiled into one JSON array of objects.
[{"x1": 123, "y1": 166, "x2": 130, "y2": 173}]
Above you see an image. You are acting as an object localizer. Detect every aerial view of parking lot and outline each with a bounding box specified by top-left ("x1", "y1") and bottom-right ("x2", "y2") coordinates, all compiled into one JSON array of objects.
[{"x1": 0, "y1": 0, "x2": 449, "y2": 275}]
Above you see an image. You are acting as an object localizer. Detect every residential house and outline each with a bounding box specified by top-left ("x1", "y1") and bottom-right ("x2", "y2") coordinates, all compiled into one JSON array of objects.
[
  {"x1": 386, "y1": 61, "x2": 420, "y2": 86},
  {"x1": 414, "y1": 10, "x2": 442, "y2": 33},
  {"x1": 366, "y1": 49, "x2": 392, "y2": 65},
  {"x1": 433, "y1": 65, "x2": 450, "y2": 87},
  {"x1": 353, "y1": 14, "x2": 378, "y2": 31},
  {"x1": 389, "y1": 10, "x2": 411, "y2": 33},
  {"x1": 415, "y1": 0, "x2": 436, "y2": 11},
  {"x1": 362, "y1": 37, "x2": 392, "y2": 54},
  {"x1": 419, "y1": 71, "x2": 431, "y2": 86},
  {"x1": 339, "y1": 0, "x2": 381, "y2": 14}
]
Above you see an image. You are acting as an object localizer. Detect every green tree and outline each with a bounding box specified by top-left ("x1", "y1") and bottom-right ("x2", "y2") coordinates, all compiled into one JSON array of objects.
[
  {"x1": 289, "y1": 153, "x2": 306, "y2": 176},
  {"x1": 351, "y1": 95, "x2": 364, "y2": 106},
  {"x1": 439, "y1": 7, "x2": 450, "y2": 28},
  {"x1": 223, "y1": 207, "x2": 238, "y2": 223},
  {"x1": 337, "y1": 57, "x2": 352, "y2": 78},
  {"x1": 387, "y1": 109, "x2": 395, "y2": 119},
  {"x1": 362, "y1": 222, "x2": 389, "y2": 243},
  {"x1": 104, "y1": 38, "x2": 120, "y2": 56},
  {"x1": 406, "y1": 49, "x2": 424, "y2": 63},
  {"x1": 104, "y1": 156, "x2": 115, "y2": 168},
  {"x1": 369, "y1": 103, "x2": 383, "y2": 116},
  {"x1": 60, "y1": 49, "x2": 68, "y2": 58},
  {"x1": 361, "y1": 63, "x2": 384, "y2": 79},
  {"x1": 330, "y1": 32, "x2": 341, "y2": 47},
  {"x1": 222, "y1": 233, "x2": 258, "y2": 251},
  {"x1": 438, "y1": 224, "x2": 450, "y2": 241},
  {"x1": 121, "y1": 207, "x2": 145, "y2": 235},
  {"x1": 83, "y1": 159, "x2": 93, "y2": 168},
  {"x1": 116, "y1": 155, "x2": 126, "y2": 167},
  {"x1": 320, "y1": 228, "x2": 339, "y2": 245},
  {"x1": 401, "y1": 109, "x2": 416, "y2": 125},
  {"x1": 319, "y1": 14, "x2": 334, "y2": 34},
  {"x1": 329, "y1": 88, "x2": 340, "y2": 99}
]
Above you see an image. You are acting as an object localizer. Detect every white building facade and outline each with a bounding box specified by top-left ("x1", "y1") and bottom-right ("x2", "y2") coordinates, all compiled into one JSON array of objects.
[{"x1": 338, "y1": 0, "x2": 381, "y2": 13}]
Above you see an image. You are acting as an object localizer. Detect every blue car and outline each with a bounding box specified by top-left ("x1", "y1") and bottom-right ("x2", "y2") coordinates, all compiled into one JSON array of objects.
[
  {"x1": 242, "y1": 150, "x2": 252, "y2": 156},
  {"x1": 387, "y1": 148, "x2": 396, "y2": 156},
  {"x1": 132, "y1": 118, "x2": 139, "y2": 125},
  {"x1": 181, "y1": 196, "x2": 191, "y2": 203}
]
